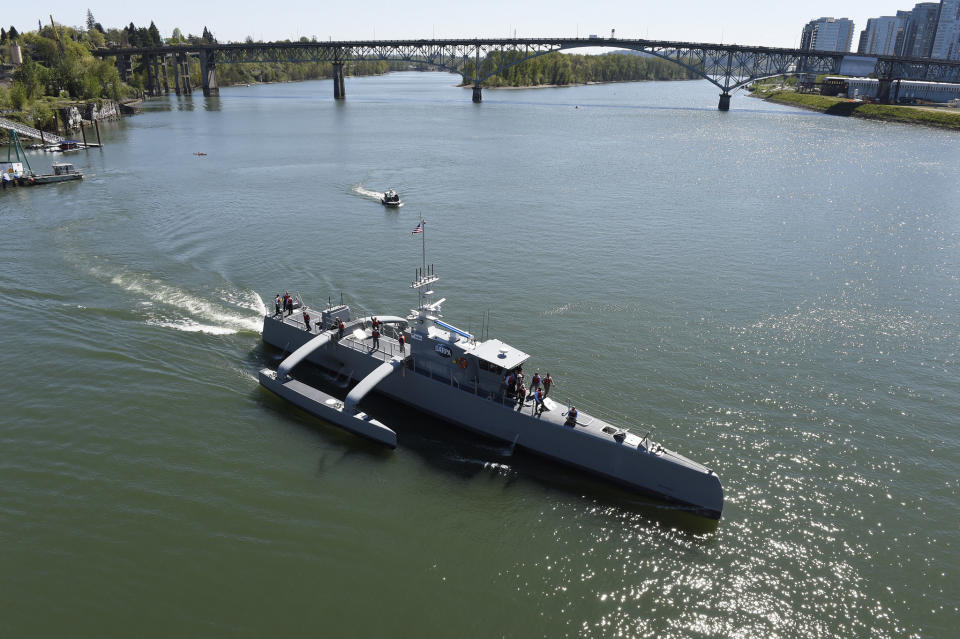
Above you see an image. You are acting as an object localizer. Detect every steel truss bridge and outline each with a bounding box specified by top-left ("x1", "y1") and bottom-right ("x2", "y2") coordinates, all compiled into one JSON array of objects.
[{"x1": 94, "y1": 37, "x2": 960, "y2": 110}]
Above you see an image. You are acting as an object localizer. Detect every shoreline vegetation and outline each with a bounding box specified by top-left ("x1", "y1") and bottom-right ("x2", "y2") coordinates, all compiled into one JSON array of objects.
[
  {"x1": 465, "y1": 77, "x2": 698, "y2": 91},
  {"x1": 750, "y1": 86, "x2": 960, "y2": 131},
  {"x1": 459, "y1": 51, "x2": 697, "y2": 88}
]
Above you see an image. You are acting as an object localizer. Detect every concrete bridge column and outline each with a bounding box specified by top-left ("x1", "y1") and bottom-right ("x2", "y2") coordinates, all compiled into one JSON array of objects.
[
  {"x1": 472, "y1": 84, "x2": 482, "y2": 103},
  {"x1": 333, "y1": 63, "x2": 345, "y2": 99},
  {"x1": 173, "y1": 55, "x2": 182, "y2": 95},
  {"x1": 200, "y1": 49, "x2": 219, "y2": 97},
  {"x1": 153, "y1": 56, "x2": 164, "y2": 95},
  {"x1": 115, "y1": 54, "x2": 132, "y2": 82},
  {"x1": 877, "y1": 79, "x2": 892, "y2": 104},
  {"x1": 161, "y1": 56, "x2": 170, "y2": 94},
  {"x1": 145, "y1": 55, "x2": 156, "y2": 96},
  {"x1": 718, "y1": 92, "x2": 731, "y2": 111},
  {"x1": 179, "y1": 54, "x2": 193, "y2": 94}
]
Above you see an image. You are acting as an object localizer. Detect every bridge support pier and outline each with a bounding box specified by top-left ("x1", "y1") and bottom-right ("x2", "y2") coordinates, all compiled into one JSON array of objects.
[
  {"x1": 472, "y1": 85, "x2": 482, "y2": 103},
  {"x1": 161, "y1": 56, "x2": 170, "y2": 94},
  {"x1": 200, "y1": 49, "x2": 219, "y2": 97},
  {"x1": 877, "y1": 78, "x2": 892, "y2": 104},
  {"x1": 145, "y1": 56, "x2": 156, "y2": 96},
  {"x1": 333, "y1": 63, "x2": 345, "y2": 99},
  {"x1": 153, "y1": 56, "x2": 164, "y2": 95},
  {"x1": 718, "y1": 92, "x2": 731, "y2": 111},
  {"x1": 116, "y1": 55, "x2": 132, "y2": 82},
  {"x1": 177, "y1": 53, "x2": 192, "y2": 95},
  {"x1": 173, "y1": 56, "x2": 182, "y2": 95}
]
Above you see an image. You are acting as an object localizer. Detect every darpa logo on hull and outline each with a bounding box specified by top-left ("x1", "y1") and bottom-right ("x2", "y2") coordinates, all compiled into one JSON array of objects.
[{"x1": 435, "y1": 344, "x2": 452, "y2": 358}]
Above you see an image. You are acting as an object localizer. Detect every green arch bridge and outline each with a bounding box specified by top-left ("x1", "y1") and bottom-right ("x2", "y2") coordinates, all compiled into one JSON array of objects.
[{"x1": 93, "y1": 37, "x2": 960, "y2": 110}]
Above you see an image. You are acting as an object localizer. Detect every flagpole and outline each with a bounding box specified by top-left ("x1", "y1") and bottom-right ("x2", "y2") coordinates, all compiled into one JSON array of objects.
[{"x1": 421, "y1": 214, "x2": 426, "y2": 275}]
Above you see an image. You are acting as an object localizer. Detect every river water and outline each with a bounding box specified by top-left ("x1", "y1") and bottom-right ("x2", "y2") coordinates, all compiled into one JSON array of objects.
[{"x1": 2, "y1": 72, "x2": 957, "y2": 637}]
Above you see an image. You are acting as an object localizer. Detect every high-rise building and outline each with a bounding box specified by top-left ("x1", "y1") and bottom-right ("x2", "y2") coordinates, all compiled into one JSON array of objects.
[
  {"x1": 895, "y1": 10, "x2": 912, "y2": 54},
  {"x1": 857, "y1": 15, "x2": 908, "y2": 55},
  {"x1": 931, "y1": 0, "x2": 960, "y2": 59},
  {"x1": 901, "y1": 3, "x2": 943, "y2": 58},
  {"x1": 800, "y1": 17, "x2": 855, "y2": 52}
]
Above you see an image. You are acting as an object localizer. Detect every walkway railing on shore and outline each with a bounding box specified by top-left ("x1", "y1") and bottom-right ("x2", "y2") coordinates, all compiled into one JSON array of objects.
[{"x1": 1, "y1": 116, "x2": 65, "y2": 144}]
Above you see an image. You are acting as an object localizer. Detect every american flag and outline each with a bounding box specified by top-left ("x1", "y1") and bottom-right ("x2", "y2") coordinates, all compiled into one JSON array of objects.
[{"x1": 411, "y1": 222, "x2": 422, "y2": 234}]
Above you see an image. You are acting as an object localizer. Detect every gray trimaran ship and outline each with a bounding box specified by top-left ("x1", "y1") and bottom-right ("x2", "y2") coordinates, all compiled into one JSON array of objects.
[{"x1": 259, "y1": 219, "x2": 723, "y2": 519}]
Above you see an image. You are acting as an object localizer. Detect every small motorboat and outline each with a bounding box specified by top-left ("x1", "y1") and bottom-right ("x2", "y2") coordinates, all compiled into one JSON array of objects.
[
  {"x1": 31, "y1": 163, "x2": 83, "y2": 184},
  {"x1": 381, "y1": 189, "x2": 402, "y2": 207}
]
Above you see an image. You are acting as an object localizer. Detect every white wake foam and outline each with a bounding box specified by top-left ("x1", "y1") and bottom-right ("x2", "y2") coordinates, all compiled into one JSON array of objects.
[
  {"x1": 146, "y1": 319, "x2": 239, "y2": 336},
  {"x1": 353, "y1": 184, "x2": 384, "y2": 200},
  {"x1": 90, "y1": 263, "x2": 264, "y2": 335}
]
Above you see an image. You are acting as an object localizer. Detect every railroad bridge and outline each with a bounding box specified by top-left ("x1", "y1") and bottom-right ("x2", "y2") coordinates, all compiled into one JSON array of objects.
[{"x1": 93, "y1": 37, "x2": 960, "y2": 110}]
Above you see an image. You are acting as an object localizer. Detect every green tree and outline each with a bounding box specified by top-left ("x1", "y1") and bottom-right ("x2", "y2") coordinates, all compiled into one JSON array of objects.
[
  {"x1": 86, "y1": 27, "x2": 106, "y2": 49},
  {"x1": 9, "y1": 82, "x2": 27, "y2": 110},
  {"x1": 31, "y1": 101, "x2": 55, "y2": 130},
  {"x1": 86, "y1": 9, "x2": 96, "y2": 32},
  {"x1": 13, "y1": 56, "x2": 46, "y2": 99},
  {"x1": 148, "y1": 21, "x2": 161, "y2": 46}
]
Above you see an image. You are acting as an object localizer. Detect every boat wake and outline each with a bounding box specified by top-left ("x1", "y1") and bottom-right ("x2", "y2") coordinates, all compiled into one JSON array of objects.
[
  {"x1": 352, "y1": 185, "x2": 384, "y2": 200},
  {"x1": 89, "y1": 262, "x2": 266, "y2": 335}
]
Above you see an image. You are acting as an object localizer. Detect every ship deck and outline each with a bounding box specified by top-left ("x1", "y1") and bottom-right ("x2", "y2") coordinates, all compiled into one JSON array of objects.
[{"x1": 267, "y1": 308, "x2": 711, "y2": 468}]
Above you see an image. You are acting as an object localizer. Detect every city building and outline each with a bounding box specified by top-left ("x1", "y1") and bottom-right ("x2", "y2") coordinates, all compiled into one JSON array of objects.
[
  {"x1": 857, "y1": 15, "x2": 908, "y2": 55},
  {"x1": 901, "y1": 2, "x2": 943, "y2": 58},
  {"x1": 931, "y1": 0, "x2": 960, "y2": 59},
  {"x1": 800, "y1": 17, "x2": 855, "y2": 52}
]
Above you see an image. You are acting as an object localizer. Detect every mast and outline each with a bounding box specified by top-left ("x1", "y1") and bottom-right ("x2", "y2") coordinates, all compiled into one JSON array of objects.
[
  {"x1": 411, "y1": 214, "x2": 438, "y2": 311},
  {"x1": 421, "y1": 214, "x2": 426, "y2": 275}
]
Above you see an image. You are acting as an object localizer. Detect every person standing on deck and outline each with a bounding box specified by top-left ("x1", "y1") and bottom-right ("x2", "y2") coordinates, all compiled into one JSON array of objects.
[
  {"x1": 533, "y1": 388, "x2": 545, "y2": 416},
  {"x1": 543, "y1": 373, "x2": 554, "y2": 397},
  {"x1": 530, "y1": 371, "x2": 541, "y2": 393},
  {"x1": 372, "y1": 326, "x2": 380, "y2": 350},
  {"x1": 516, "y1": 384, "x2": 526, "y2": 409},
  {"x1": 303, "y1": 312, "x2": 311, "y2": 332},
  {"x1": 398, "y1": 333, "x2": 406, "y2": 354},
  {"x1": 338, "y1": 318, "x2": 345, "y2": 339},
  {"x1": 505, "y1": 371, "x2": 517, "y2": 396},
  {"x1": 274, "y1": 294, "x2": 282, "y2": 317}
]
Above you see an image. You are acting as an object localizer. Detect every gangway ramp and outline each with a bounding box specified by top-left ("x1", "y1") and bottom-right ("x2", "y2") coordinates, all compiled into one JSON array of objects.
[{"x1": 1, "y1": 117, "x2": 65, "y2": 144}]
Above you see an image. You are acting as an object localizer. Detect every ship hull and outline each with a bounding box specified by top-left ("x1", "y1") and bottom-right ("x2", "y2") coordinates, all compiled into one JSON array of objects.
[{"x1": 263, "y1": 316, "x2": 723, "y2": 519}]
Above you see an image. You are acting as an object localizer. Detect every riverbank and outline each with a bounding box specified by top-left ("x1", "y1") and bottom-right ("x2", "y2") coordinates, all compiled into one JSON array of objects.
[{"x1": 753, "y1": 89, "x2": 960, "y2": 130}]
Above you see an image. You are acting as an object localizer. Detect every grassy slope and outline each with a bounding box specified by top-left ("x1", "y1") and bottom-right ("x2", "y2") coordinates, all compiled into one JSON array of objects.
[{"x1": 755, "y1": 90, "x2": 960, "y2": 131}]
